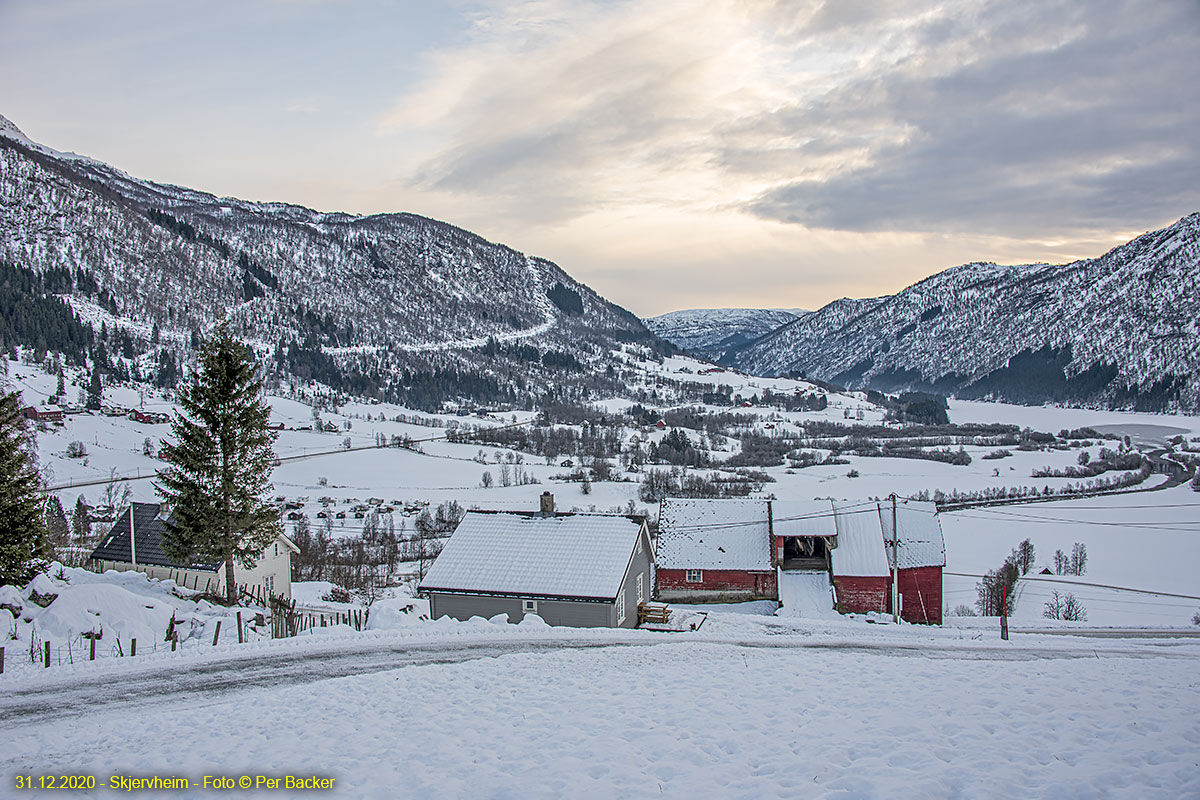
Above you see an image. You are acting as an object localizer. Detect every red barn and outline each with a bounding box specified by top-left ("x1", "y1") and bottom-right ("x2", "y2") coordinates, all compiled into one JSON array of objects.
[
  {"x1": 656, "y1": 499, "x2": 776, "y2": 601},
  {"x1": 655, "y1": 497, "x2": 945, "y2": 624},
  {"x1": 881, "y1": 500, "x2": 945, "y2": 625},
  {"x1": 827, "y1": 499, "x2": 945, "y2": 624},
  {"x1": 829, "y1": 499, "x2": 891, "y2": 616}
]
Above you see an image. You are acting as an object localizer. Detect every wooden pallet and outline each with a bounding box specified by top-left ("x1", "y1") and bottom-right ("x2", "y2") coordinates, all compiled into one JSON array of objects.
[{"x1": 638, "y1": 602, "x2": 671, "y2": 625}]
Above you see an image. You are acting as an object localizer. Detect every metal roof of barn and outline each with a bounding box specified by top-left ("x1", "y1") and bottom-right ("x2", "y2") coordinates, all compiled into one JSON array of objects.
[
  {"x1": 419, "y1": 512, "x2": 647, "y2": 601},
  {"x1": 879, "y1": 499, "x2": 947, "y2": 570},
  {"x1": 656, "y1": 498, "x2": 772, "y2": 571}
]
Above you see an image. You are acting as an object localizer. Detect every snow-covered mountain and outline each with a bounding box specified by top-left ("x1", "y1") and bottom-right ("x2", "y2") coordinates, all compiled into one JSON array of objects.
[
  {"x1": 644, "y1": 308, "x2": 806, "y2": 361},
  {"x1": 0, "y1": 114, "x2": 667, "y2": 407},
  {"x1": 727, "y1": 215, "x2": 1200, "y2": 412}
]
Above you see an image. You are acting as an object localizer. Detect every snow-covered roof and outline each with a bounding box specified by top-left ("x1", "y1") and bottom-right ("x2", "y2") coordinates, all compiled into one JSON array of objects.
[
  {"x1": 830, "y1": 501, "x2": 890, "y2": 577},
  {"x1": 419, "y1": 513, "x2": 646, "y2": 601},
  {"x1": 657, "y1": 499, "x2": 771, "y2": 571},
  {"x1": 771, "y1": 499, "x2": 837, "y2": 538},
  {"x1": 879, "y1": 500, "x2": 946, "y2": 569}
]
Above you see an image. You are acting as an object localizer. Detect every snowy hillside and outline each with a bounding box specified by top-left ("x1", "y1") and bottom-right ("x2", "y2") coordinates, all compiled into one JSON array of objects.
[
  {"x1": 0, "y1": 113, "x2": 664, "y2": 407},
  {"x1": 728, "y1": 215, "x2": 1200, "y2": 412},
  {"x1": 644, "y1": 308, "x2": 806, "y2": 360}
]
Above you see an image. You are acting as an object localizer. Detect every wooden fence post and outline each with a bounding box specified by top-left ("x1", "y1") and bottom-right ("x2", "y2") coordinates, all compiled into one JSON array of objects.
[
  {"x1": 166, "y1": 617, "x2": 176, "y2": 642},
  {"x1": 1, "y1": 645, "x2": 5, "y2": 674},
  {"x1": 171, "y1": 635, "x2": 177, "y2": 652},
  {"x1": 90, "y1": 636, "x2": 96, "y2": 661},
  {"x1": 44, "y1": 641, "x2": 50, "y2": 668},
  {"x1": 237, "y1": 611, "x2": 244, "y2": 644},
  {"x1": 212, "y1": 621, "x2": 222, "y2": 646},
  {"x1": 131, "y1": 638, "x2": 136, "y2": 657}
]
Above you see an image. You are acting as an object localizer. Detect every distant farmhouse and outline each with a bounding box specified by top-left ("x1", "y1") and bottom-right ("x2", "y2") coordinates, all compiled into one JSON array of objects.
[
  {"x1": 90, "y1": 502, "x2": 297, "y2": 600},
  {"x1": 419, "y1": 492, "x2": 653, "y2": 628},
  {"x1": 656, "y1": 498, "x2": 945, "y2": 624},
  {"x1": 22, "y1": 404, "x2": 64, "y2": 424}
]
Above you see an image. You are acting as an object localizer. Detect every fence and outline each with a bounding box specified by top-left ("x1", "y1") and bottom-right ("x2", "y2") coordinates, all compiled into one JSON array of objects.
[{"x1": 1, "y1": 585, "x2": 371, "y2": 676}]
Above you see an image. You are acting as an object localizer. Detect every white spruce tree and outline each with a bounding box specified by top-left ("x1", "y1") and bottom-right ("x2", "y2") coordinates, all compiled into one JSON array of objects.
[
  {"x1": 156, "y1": 321, "x2": 280, "y2": 604},
  {"x1": 0, "y1": 390, "x2": 50, "y2": 584}
]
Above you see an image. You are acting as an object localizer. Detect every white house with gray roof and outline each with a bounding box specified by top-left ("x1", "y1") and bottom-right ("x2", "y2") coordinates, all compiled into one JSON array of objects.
[
  {"x1": 419, "y1": 493, "x2": 653, "y2": 628},
  {"x1": 90, "y1": 502, "x2": 298, "y2": 601}
]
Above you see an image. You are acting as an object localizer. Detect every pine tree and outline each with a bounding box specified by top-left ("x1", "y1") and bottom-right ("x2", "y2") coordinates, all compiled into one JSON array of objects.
[
  {"x1": 0, "y1": 390, "x2": 50, "y2": 584},
  {"x1": 71, "y1": 494, "x2": 91, "y2": 545},
  {"x1": 43, "y1": 495, "x2": 70, "y2": 552},
  {"x1": 156, "y1": 321, "x2": 280, "y2": 604},
  {"x1": 85, "y1": 366, "x2": 102, "y2": 411}
]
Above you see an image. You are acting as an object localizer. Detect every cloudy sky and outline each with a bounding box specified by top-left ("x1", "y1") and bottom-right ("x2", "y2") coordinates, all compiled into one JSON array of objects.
[{"x1": 1, "y1": 0, "x2": 1197, "y2": 317}]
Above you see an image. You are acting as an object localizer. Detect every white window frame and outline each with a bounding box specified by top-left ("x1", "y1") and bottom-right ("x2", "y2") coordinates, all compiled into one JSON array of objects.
[
  {"x1": 636, "y1": 573, "x2": 644, "y2": 604},
  {"x1": 522, "y1": 599, "x2": 539, "y2": 615},
  {"x1": 686, "y1": 569, "x2": 703, "y2": 583},
  {"x1": 616, "y1": 591, "x2": 626, "y2": 625}
]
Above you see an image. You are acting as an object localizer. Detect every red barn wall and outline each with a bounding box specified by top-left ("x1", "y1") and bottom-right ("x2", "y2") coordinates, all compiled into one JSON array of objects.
[
  {"x1": 832, "y1": 569, "x2": 942, "y2": 623},
  {"x1": 656, "y1": 568, "x2": 777, "y2": 601},
  {"x1": 896, "y1": 566, "x2": 942, "y2": 624},
  {"x1": 832, "y1": 576, "x2": 888, "y2": 614}
]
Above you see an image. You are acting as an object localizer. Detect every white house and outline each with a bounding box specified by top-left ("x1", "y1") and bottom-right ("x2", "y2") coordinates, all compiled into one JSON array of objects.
[{"x1": 90, "y1": 502, "x2": 297, "y2": 600}]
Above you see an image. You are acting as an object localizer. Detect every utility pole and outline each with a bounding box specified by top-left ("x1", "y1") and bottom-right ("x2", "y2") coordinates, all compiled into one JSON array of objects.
[{"x1": 890, "y1": 494, "x2": 899, "y2": 624}]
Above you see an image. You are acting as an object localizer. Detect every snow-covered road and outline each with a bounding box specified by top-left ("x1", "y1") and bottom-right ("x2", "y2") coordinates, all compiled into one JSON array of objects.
[{"x1": 5, "y1": 628, "x2": 1197, "y2": 726}]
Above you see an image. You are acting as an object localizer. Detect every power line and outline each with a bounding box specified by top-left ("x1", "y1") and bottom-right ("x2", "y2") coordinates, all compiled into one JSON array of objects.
[
  {"x1": 944, "y1": 572, "x2": 1200, "y2": 601},
  {"x1": 949, "y1": 507, "x2": 1200, "y2": 533}
]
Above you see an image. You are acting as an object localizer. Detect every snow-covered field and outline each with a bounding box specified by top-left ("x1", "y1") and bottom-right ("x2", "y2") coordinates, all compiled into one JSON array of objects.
[{"x1": 2, "y1": 586, "x2": 1198, "y2": 798}]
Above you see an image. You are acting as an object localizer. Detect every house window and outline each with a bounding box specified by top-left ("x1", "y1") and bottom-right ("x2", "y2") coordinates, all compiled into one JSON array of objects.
[
  {"x1": 616, "y1": 591, "x2": 626, "y2": 625},
  {"x1": 636, "y1": 536, "x2": 642, "y2": 555},
  {"x1": 265, "y1": 575, "x2": 274, "y2": 595},
  {"x1": 636, "y1": 573, "x2": 644, "y2": 604},
  {"x1": 274, "y1": 543, "x2": 279, "y2": 557},
  {"x1": 686, "y1": 569, "x2": 703, "y2": 583},
  {"x1": 522, "y1": 599, "x2": 538, "y2": 615}
]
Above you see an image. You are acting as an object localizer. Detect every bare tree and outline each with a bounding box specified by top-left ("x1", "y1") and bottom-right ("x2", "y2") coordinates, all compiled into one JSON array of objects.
[
  {"x1": 1069, "y1": 542, "x2": 1088, "y2": 576},
  {"x1": 1044, "y1": 591, "x2": 1087, "y2": 621},
  {"x1": 101, "y1": 468, "x2": 131, "y2": 514}
]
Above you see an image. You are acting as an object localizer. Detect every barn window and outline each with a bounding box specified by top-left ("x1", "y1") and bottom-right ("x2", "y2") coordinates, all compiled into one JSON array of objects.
[
  {"x1": 522, "y1": 599, "x2": 538, "y2": 614},
  {"x1": 686, "y1": 569, "x2": 703, "y2": 583},
  {"x1": 616, "y1": 592, "x2": 626, "y2": 624}
]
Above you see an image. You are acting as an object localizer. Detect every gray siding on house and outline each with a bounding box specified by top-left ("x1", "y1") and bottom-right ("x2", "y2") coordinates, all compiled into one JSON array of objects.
[
  {"x1": 429, "y1": 592, "x2": 613, "y2": 627},
  {"x1": 612, "y1": 527, "x2": 654, "y2": 628}
]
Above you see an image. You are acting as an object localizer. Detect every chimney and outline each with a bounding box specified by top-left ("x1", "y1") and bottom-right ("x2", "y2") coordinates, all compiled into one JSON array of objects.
[{"x1": 539, "y1": 491, "x2": 555, "y2": 516}]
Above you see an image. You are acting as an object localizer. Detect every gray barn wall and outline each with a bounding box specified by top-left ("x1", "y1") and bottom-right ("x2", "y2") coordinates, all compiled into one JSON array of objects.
[{"x1": 430, "y1": 593, "x2": 613, "y2": 627}]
